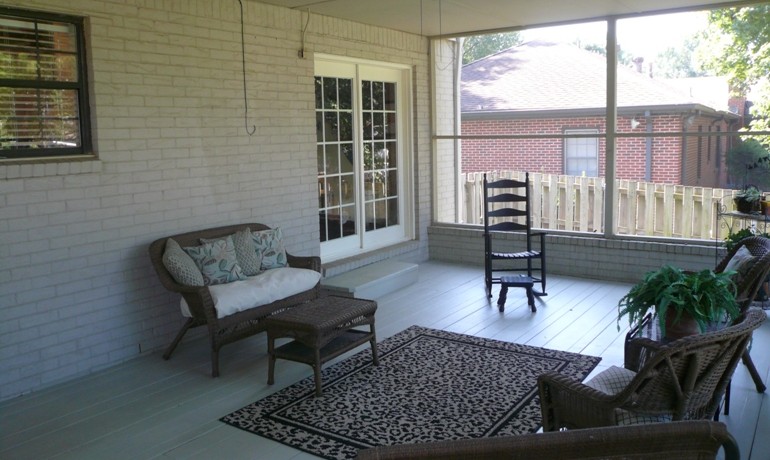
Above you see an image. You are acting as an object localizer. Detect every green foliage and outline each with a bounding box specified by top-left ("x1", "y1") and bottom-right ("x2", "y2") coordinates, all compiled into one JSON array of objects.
[
  {"x1": 726, "y1": 139, "x2": 770, "y2": 189},
  {"x1": 655, "y1": 37, "x2": 709, "y2": 78},
  {"x1": 580, "y1": 43, "x2": 632, "y2": 66},
  {"x1": 617, "y1": 265, "x2": 740, "y2": 337},
  {"x1": 724, "y1": 228, "x2": 754, "y2": 252},
  {"x1": 745, "y1": 79, "x2": 770, "y2": 150},
  {"x1": 735, "y1": 185, "x2": 762, "y2": 202},
  {"x1": 724, "y1": 227, "x2": 770, "y2": 252},
  {"x1": 702, "y1": 6, "x2": 770, "y2": 154},
  {"x1": 462, "y1": 32, "x2": 521, "y2": 65},
  {"x1": 703, "y1": 5, "x2": 770, "y2": 93}
]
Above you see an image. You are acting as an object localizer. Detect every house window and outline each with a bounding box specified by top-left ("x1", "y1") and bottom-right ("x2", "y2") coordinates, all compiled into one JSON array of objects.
[
  {"x1": 315, "y1": 57, "x2": 412, "y2": 261},
  {"x1": 0, "y1": 7, "x2": 91, "y2": 159},
  {"x1": 564, "y1": 129, "x2": 599, "y2": 177}
]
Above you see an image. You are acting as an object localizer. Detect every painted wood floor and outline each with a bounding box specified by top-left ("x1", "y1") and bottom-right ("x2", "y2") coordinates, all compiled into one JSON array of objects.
[{"x1": 2, "y1": 261, "x2": 768, "y2": 459}]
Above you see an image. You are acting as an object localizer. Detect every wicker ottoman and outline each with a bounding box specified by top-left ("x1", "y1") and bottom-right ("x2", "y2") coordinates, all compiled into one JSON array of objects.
[{"x1": 264, "y1": 296, "x2": 378, "y2": 396}]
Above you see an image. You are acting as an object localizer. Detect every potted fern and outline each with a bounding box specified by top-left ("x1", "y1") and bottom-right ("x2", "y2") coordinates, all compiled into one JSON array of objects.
[{"x1": 617, "y1": 265, "x2": 740, "y2": 339}]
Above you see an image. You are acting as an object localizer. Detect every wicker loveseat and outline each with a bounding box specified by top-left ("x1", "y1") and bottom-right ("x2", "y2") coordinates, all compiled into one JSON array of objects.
[{"x1": 148, "y1": 223, "x2": 321, "y2": 377}]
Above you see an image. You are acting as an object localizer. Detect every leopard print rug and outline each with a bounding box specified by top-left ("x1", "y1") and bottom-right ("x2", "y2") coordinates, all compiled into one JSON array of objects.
[{"x1": 220, "y1": 325, "x2": 601, "y2": 459}]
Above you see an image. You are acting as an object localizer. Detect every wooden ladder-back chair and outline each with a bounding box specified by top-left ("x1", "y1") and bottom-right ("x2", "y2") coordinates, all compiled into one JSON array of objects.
[
  {"x1": 538, "y1": 309, "x2": 766, "y2": 431},
  {"x1": 483, "y1": 172, "x2": 546, "y2": 311}
]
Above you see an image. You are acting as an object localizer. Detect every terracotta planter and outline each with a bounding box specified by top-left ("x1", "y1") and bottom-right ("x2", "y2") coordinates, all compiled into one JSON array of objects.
[{"x1": 664, "y1": 309, "x2": 700, "y2": 339}]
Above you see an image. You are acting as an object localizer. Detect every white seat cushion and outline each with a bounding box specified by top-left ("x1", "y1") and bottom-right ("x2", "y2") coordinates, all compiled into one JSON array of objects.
[{"x1": 180, "y1": 267, "x2": 321, "y2": 319}]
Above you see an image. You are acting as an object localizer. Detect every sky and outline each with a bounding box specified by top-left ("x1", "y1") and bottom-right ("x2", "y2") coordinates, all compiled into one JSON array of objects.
[{"x1": 521, "y1": 11, "x2": 709, "y2": 60}]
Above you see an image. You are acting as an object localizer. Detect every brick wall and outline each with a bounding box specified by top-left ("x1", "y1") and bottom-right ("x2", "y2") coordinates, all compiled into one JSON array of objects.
[
  {"x1": 460, "y1": 114, "x2": 730, "y2": 186},
  {"x1": 0, "y1": 0, "x2": 431, "y2": 400}
]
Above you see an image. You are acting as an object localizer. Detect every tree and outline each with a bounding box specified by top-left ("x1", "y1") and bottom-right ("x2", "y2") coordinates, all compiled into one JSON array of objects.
[
  {"x1": 702, "y1": 5, "x2": 770, "y2": 94},
  {"x1": 654, "y1": 37, "x2": 709, "y2": 78},
  {"x1": 745, "y1": 78, "x2": 770, "y2": 150},
  {"x1": 462, "y1": 32, "x2": 521, "y2": 65},
  {"x1": 725, "y1": 138, "x2": 770, "y2": 189},
  {"x1": 701, "y1": 5, "x2": 770, "y2": 150},
  {"x1": 580, "y1": 42, "x2": 633, "y2": 66}
]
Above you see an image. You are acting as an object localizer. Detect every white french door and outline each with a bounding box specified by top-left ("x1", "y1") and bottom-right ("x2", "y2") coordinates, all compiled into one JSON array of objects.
[{"x1": 315, "y1": 57, "x2": 412, "y2": 261}]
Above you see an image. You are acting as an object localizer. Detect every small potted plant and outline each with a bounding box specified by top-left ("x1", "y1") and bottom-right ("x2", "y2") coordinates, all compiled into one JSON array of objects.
[
  {"x1": 733, "y1": 185, "x2": 762, "y2": 213},
  {"x1": 617, "y1": 265, "x2": 740, "y2": 339}
]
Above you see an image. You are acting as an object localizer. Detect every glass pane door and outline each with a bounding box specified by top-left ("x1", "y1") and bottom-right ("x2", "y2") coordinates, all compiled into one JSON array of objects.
[
  {"x1": 315, "y1": 58, "x2": 410, "y2": 261},
  {"x1": 316, "y1": 76, "x2": 355, "y2": 242},
  {"x1": 362, "y1": 79, "x2": 399, "y2": 232}
]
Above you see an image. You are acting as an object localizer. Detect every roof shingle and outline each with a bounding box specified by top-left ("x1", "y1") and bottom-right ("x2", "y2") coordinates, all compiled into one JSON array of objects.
[{"x1": 461, "y1": 41, "x2": 708, "y2": 113}]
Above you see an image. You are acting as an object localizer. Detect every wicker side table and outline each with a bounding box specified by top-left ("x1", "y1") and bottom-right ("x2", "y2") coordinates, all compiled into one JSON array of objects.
[{"x1": 264, "y1": 296, "x2": 378, "y2": 396}]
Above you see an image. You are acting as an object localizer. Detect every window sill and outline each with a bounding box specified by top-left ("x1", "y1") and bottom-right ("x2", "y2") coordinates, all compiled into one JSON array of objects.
[{"x1": 0, "y1": 157, "x2": 102, "y2": 179}]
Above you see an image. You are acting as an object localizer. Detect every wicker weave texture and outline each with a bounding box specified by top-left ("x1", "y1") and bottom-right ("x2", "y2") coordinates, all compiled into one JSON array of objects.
[
  {"x1": 538, "y1": 309, "x2": 766, "y2": 431},
  {"x1": 355, "y1": 421, "x2": 738, "y2": 460},
  {"x1": 147, "y1": 223, "x2": 322, "y2": 377}
]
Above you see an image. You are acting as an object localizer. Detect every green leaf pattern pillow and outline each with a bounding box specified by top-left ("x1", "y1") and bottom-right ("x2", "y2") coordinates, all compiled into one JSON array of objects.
[
  {"x1": 252, "y1": 227, "x2": 288, "y2": 270},
  {"x1": 201, "y1": 228, "x2": 262, "y2": 276},
  {"x1": 184, "y1": 236, "x2": 247, "y2": 285}
]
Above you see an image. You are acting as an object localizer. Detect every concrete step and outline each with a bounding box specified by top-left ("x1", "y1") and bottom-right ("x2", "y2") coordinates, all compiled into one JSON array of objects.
[{"x1": 321, "y1": 260, "x2": 418, "y2": 299}]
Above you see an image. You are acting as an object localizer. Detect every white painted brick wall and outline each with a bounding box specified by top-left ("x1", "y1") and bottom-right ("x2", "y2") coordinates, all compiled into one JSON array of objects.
[
  {"x1": 428, "y1": 225, "x2": 718, "y2": 282},
  {"x1": 433, "y1": 40, "x2": 460, "y2": 224},
  {"x1": 0, "y1": 0, "x2": 430, "y2": 400}
]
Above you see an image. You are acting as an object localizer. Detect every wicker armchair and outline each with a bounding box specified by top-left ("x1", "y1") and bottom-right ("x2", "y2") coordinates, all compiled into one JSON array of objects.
[
  {"x1": 716, "y1": 236, "x2": 770, "y2": 310},
  {"x1": 148, "y1": 223, "x2": 321, "y2": 377},
  {"x1": 355, "y1": 421, "x2": 739, "y2": 460},
  {"x1": 538, "y1": 309, "x2": 766, "y2": 431},
  {"x1": 716, "y1": 236, "x2": 770, "y2": 395}
]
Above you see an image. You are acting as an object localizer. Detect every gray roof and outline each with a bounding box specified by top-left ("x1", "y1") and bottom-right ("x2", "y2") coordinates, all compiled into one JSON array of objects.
[{"x1": 461, "y1": 41, "x2": 715, "y2": 114}]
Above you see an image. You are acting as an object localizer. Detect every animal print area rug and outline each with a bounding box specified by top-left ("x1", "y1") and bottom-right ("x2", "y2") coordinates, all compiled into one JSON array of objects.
[{"x1": 220, "y1": 325, "x2": 601, "y2": 460}]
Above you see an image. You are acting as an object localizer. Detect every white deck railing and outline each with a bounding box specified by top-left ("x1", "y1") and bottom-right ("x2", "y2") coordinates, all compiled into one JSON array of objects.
[{"x1": 462, "y1": 171, "x2": 748, "y2": 240}]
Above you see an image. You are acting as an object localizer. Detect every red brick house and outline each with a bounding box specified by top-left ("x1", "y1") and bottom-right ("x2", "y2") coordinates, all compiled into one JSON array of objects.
[{"x1": 461, "y1": 41, "x2": 743, "y2": 187}]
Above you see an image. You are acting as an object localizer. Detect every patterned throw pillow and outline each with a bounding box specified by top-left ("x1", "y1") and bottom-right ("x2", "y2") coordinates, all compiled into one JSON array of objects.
[
  {"x1": 183, "y1": 235, "x2": 247, "y2": 285},
  {"x1": 252, "y1": 227, "x2": 288, "y2": 270},
  {"x1": 201, "y1": 228, "x2": 262, "y2": 277},
  {"x1": 162, "y1": 238, "x2": 204, "y2": 286}
]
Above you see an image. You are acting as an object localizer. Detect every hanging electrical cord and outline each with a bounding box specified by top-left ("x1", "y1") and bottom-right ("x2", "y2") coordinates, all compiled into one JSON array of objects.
[
  {"x1": 434, "y1": 0, "x2": 455, "y2": 71},
  {"x1": 237, "y1": 0, "x2": 256, "y2": 136},
  {"x1": 299, "y1": 9, "x2": 310, "y2": 58}
]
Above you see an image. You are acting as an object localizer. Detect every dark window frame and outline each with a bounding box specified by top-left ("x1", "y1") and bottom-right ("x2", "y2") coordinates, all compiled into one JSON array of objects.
[{"x1": 0, "y1": 6, "x2": 92, "y2": 160}]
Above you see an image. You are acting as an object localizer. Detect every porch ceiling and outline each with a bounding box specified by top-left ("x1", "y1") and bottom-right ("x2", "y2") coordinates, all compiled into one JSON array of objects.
[{"x1": 254, "y1": 0, "x2": 754, "y2": 37}]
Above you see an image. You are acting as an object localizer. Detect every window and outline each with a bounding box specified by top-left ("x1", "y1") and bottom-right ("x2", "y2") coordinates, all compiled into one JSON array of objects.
[
  {"x1": 315, "y1": 57, "x2": 413, "y2": 261},
  {"x1": 437, "y1": 6, "x2": 770, "y2": 241},
  {"x1": 564, "y1": 129, "x2": 599, "y2": 177},
  {"x1": 0, "y1": 7, "x2": 91, "y2": 159}
]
